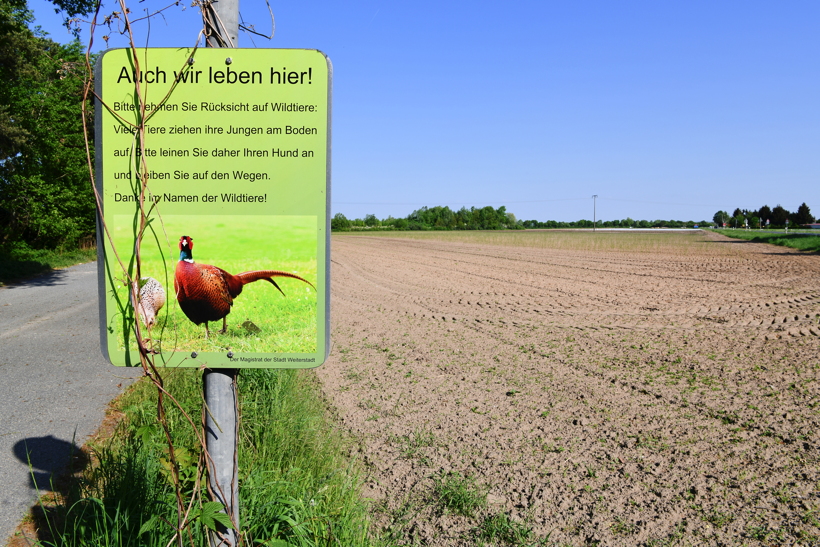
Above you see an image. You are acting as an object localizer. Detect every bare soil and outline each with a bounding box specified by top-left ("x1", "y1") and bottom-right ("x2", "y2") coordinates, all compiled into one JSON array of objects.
[{"x1": 318, "y1": 231, "x2": 820, "y2": 546}]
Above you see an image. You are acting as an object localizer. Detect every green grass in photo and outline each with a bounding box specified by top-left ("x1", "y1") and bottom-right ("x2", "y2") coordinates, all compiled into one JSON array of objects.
[{"x1": 105, "y1": 214, "x2": 319, "y2": 357}]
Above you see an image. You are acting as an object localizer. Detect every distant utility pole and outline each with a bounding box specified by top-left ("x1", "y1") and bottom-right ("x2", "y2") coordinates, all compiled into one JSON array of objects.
[
  {"x1": 592, "y1": 195, "x2": 598, "y2": 232},
  {"x1": 203, "y1": 0, "x2": 240, "y2": 545}
]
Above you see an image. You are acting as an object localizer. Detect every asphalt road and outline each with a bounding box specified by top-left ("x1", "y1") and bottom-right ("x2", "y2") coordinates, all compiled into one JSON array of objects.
[{"x1": 0, "y1": 261, "x2": 141, "y2": 543}]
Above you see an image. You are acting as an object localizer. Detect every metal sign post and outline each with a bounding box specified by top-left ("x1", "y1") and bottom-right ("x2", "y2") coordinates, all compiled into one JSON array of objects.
[
  {"x1": 203, "y1": 1, "x2": 240, "y2": 544},
  {"x1": 204, "y1": 368, "x2": 239, "y2": 545}
]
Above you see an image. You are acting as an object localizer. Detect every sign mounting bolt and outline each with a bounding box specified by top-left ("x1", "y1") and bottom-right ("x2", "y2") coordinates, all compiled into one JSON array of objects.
[
  {"x1": 227, "y1": 351, "x2": 234, "y2": 358},
  {"x1": 188, "y1": 57, "x2": 195, "y2": 65},
  {"x1": 191, "y1": 351, "x2": 198, "y2": 358},
  {"x1": 225, "y1": 57, "x2": 233, "y2": 65}
]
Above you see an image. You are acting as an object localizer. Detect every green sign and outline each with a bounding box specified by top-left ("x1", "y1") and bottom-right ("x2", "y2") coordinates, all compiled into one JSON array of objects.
[{"x1": 95, "y1": 48, "x2": 331, "y2": 368}]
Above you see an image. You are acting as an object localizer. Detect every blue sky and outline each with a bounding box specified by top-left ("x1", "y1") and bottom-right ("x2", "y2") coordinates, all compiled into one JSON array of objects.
[{"x1": 31, "y1": 1, "x2": 818, "y2": 222}]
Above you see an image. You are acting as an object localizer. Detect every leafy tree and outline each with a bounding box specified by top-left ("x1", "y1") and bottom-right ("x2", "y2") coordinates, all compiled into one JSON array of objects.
[
  {"x1": 330, "y1": 212, "x2": 351, "y2": 231},
  {"x1": 732, "y1": 208, "x2": 743, "y2": 218},
  {"x1": 364, "y1": 213, "x2": 379, "y2": 227},
  {"x1": 713, "y1": 210, "x2": 729, "y2": 226},
  {"x1": 732, "y1": 212, "x2": 746, "y2": 228},
  {"x1": 771, "y1": 204, "x2": 790, "y2": 226},
  {"x1": 757, "y1": 205, "x2": 772, "y2": 224},
  {"x1": 0, "y1": 0, "x2": 93, "y2": 249},
  {"x1": 432, "y1": 206, "x2": 454, "y2": 228},
  {"x1": 793, "y1": 202, "x2": 814, "y2": 225},
  {"x1": 403, "y1": 205, "x2": 522, "y2": 231}
]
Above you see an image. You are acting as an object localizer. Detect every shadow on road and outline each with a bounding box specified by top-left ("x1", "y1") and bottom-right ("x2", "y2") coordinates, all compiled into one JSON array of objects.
[
  {"x1": 1, "y1": 268, "x2": 72, "y2": 289},
  {"x1": 12, "y1": 435, "x2": 89, "y2": 492},
  {"x1": 9, "y1": 435, "x2": 90, "y2": 546}
]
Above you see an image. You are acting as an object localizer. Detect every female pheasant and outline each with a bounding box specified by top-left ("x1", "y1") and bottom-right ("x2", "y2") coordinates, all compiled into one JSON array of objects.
[
  {"x1": 131, "y1": 276, "x2": 166, "y2": 353},
  {"x1": 173, "y1": 235, "x2": 315, "y2": 338},
  {"x1": 135, "y1": 276, "x2": 166, "y2": 330}
]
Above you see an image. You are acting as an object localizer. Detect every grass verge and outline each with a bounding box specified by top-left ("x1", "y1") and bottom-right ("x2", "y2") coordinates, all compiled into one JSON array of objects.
[
  {"x1": 714, "y1": 229, "x2": 820, "y2": 252},
  {"x1": 27, "y1": 368, "x2": 376, "y2": 546},
  {"x1": 0, "y1": 246, "x2": 97, "y2": 285}
]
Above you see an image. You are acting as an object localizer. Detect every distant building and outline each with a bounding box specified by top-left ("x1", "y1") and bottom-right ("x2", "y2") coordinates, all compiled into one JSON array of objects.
[{"x1": 804, "y1": 224, "x2": 820, "y2": 229}]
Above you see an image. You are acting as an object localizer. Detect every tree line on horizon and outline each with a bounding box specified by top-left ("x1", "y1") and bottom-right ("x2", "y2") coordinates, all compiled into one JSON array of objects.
[
  {"x1": 332, "y1": 205, "x2": 521, "y2": 231},
  {"x1": 331, "y1": 205, "x2": 716, "y2": 232},
  {"x1": 333, "y1": 202, "x2": 818, "y2": 232},
  {"x1": 712, "y1": 203, "x2": 815, "y2": 229}
]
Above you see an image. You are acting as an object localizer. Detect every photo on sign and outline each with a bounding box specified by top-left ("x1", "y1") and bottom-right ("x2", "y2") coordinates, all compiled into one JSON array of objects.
[
  {"x1": 96, "y1": 48, "x2": 330, "y2": 367},
  {"x1": 104, "y1": 214, "x2": 318, "y2": 356}
]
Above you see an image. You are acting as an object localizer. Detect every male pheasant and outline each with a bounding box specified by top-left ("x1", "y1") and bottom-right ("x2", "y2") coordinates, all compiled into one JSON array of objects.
[{"x1": 173, "y1": 235, "x2": 315, "y2": 338}]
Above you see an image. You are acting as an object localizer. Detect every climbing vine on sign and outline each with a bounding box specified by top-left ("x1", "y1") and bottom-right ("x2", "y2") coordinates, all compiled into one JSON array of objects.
[{"x1": 78, "y1": 1, "x2": 240, "y2": 545}]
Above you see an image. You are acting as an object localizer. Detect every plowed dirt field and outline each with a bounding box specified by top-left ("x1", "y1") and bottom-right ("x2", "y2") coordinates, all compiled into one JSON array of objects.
[{"x1": 318, "y1": 230, "x2": 820, "y2": 546}]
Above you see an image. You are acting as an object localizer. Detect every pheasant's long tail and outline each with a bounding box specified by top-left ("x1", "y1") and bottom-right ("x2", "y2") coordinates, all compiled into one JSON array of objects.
[{"x1": 235, "y1": 270, "x2": 316, "y2": 297}]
